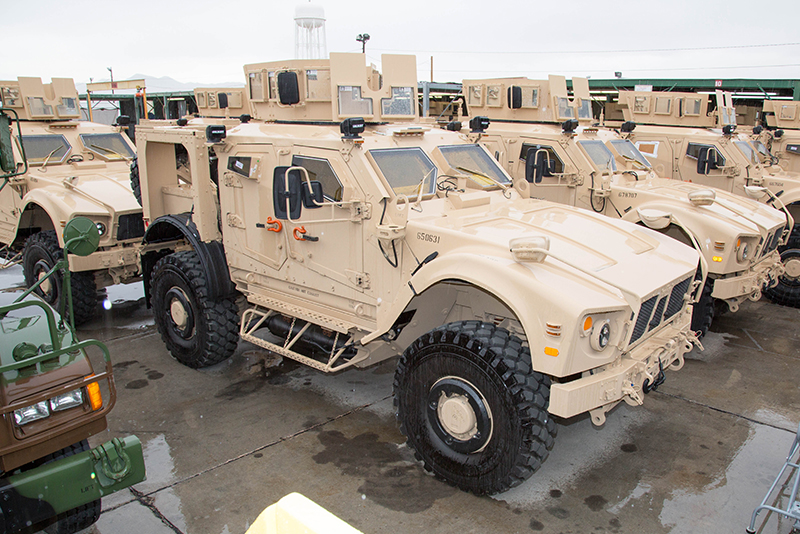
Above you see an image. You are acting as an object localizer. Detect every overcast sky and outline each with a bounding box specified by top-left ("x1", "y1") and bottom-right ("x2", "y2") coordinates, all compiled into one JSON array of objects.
[{"x1": 3, "y1": 0, "x2": 800, "y2": 90}]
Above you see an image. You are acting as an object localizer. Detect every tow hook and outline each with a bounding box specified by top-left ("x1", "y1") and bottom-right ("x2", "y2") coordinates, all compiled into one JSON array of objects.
[
  {"x1": 643, "y1": 359, "x2": 666, "y2": 393},
  {"x1": 91, "y1": 438, "x2": 132, "y2": 483}
]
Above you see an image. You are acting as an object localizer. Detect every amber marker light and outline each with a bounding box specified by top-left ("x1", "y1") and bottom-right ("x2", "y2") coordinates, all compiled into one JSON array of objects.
[
  {"x1": 583, "y1": 316, "x2": 593, "y2": 332},
  {"x1": 86, "y1": 381, "x2": 103, "y2": 410},
  {"x1": 712, "y1": 256, "x2": 723, "y2": 262},
  {"x1": 544, "y1": 347, "x2": 559, "y2": 357}
]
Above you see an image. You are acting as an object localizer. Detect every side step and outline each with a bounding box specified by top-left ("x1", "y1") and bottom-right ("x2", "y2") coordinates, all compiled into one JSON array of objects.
[{"x1": 240, "y1": 307, "x2": 368, "y2": 373}]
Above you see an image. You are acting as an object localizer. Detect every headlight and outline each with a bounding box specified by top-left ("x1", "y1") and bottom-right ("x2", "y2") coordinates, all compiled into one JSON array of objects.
[
  {"x1": 736, "y1": 237, "x2": 755, "y2": 263},
  {"x1": 590, "y1": 320, "x2": 612, "y2": 351},
  {"x1": 14, "y1": 401, "x2": 50, "y2": 426},
  {"x1": 95, "y1": 221, "x2": 107, "y2": 236},
  {"x1": 49, "y1": 389, "x2": 83, "y2": 412}
]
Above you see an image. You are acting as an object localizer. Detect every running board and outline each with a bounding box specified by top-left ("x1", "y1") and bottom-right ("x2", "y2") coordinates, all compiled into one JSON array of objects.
[{"x1": 240, "y1": 307, "x2": 368, "y2": 373}]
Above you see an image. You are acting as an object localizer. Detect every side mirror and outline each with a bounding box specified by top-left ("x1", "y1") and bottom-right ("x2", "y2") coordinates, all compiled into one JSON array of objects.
[
  {"x1": 0, "y1": 112, "x2": 15, "y2": 174},
  {"x1": 302, "y1": 180, "x2": 324, "y2": 208},
  {"x1": 218, "y1": 92, "x2": 229, "y2": 110},
  {"x1": 277, "y1": 72, "x2": 300, "y2": 105},
  {"x1": 63, "y1": 217, "x2": 100, "y2": 257},
  {"x1": 697, "y1": 147, "x2": 711, "y2": 175},
  {"x1": 273, "y1": 167, "x2": 302, "y2": 220}
]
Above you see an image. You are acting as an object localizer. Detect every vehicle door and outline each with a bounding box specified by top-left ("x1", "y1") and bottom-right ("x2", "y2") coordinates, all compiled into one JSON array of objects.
[
  {"x1": 514, "y1": 138, "x2": 577, "y2": 206},
  {"x1": 632, "y1": 136, "x2": 676, "y2": 180},
  {"x1": 679, "y1": 142, "x2": 734, "y2": 192}
]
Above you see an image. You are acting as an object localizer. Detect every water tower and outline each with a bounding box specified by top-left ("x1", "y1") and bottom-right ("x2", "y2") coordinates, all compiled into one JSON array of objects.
[{"x1": 294, "y1": 3, "x2": 327, "y2": 59}]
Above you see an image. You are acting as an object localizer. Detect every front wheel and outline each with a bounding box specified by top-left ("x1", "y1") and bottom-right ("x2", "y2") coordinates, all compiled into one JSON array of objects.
[
  {"x1": 394, "y1": 321, "x2": 557, "y2": 495},
  {"x1": 764, "y1": 227, "x2": 800, "y2": 308},
  {"x1": 150, "y1": 250, "x2": 239, "y2": 368},
  {"x1": 43, "y1": 440, "x2": 101, "y2": 534},
  {"x1": 690, "y1": 279, "x2": 715, "y2": 338}
]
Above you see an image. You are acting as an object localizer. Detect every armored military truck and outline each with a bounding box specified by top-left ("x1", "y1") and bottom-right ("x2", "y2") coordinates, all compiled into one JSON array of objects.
[
  {"x1": 0, "y1": 205, "x2": 145, "y2": 532},
  {"x1": 756, "y1": 99, "x2": 800, "y2": 175},
  {"x1": 133, "y1": 53, "x2": 701, "y2": 494},
  {"x1": 611, "y1": 90, "x2": 800, "y2": 307},
  {"x1": 459, "y1": 76, "x2": 788, "y2": 336},
  {"x1": 0, "y1": 77, "x2": 144, "y2": 324}
]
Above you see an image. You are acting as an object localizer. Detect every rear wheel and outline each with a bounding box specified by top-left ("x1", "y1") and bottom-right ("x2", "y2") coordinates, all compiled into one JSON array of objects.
[
  {"x1": 394, "y1": 321, "x2": 556, "y2": 495},
  {"x1": 22, "y1": 230, "x2": 98, "y2": 325},
  {"x1": 764, "y1": 226, "x2": 800, "y2": 308},
  {"x1": 151, "y1": 250, "x2": 239, "y2": 368}
]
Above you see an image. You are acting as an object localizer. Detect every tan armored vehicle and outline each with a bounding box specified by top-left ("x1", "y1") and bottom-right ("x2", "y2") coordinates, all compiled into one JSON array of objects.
[
  {"x1": 755, "y1": 100, "x2": 800, "y2": 175},
  {"x1": 134, "y1": 54, "x2": 701, "y2": 494},
  {"x1": 459, "y1": 76, "x2": 788, "y2": 335},
  {"x1": 0, "y1": 77, "x2": 143, "y2": 323},
  {"x1": 613, "y1": 89, "x2": 800, "y2": 307}
]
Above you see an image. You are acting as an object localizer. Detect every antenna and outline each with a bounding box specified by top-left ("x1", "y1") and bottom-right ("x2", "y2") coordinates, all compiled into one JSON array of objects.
[{"x1": 294, "y1": 3, "x2": 327, "y2": 59}]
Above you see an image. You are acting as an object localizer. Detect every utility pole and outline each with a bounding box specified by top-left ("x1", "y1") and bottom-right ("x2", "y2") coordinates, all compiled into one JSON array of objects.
[
  {"x1": 107, "y1": 67, "x2": 114, "y2": 94},
  {"x1": 356, "y1": 33, "x2": 370, "y2": 53}
]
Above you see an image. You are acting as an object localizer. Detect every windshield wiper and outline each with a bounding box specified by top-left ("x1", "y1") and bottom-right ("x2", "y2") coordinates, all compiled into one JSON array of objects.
[
  {"x1": 411, "y1": 167, "x2": 436, "y2": 212},
  {"x1": 456, "y1": 165, "x2": 511, "y2": 195},
  {"x1": 90, "y1": 143, "x2": 125, "y2": 159},
  {"x1": 619, "y1": 153, "x2": 649, "y2": 170},
  {"x1": 40, "y1": 145, "x2": 65, "y2": 169}
]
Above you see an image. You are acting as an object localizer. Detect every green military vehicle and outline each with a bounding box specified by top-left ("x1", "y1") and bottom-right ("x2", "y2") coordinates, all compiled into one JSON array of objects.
[
  {"x1": 0, "y1": 77, "x2": 144, "y2": 324},
  {"x1": 459, "y1": 76, "x2": 788, "y2": 336},
  {"x1": 133, "y1": 54, "x2": 701, "y2": 494}
]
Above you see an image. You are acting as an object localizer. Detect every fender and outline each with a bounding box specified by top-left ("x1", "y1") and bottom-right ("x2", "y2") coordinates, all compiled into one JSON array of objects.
[
  {"x1": 141, "y1": 213, "x2": 236, "y2": 306},
  {"x1": 365, "y1": 251, "x2": 628, "y2": 378},
  {"x1": 16, "y1": 188, "x2": 106, "y2": 247}
]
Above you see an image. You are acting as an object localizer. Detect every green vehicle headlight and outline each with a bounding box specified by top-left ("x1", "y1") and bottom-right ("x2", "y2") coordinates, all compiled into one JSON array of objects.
[
  {"x1": 14, "y1": 401, "x2": 50, "y2": 426},
  {"x1": 49, "y1": 389, "x2": 83, "y2": 412}
]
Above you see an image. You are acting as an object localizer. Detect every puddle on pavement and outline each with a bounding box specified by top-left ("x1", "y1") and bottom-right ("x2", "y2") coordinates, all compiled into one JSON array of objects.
[{"x1": 136, "y1": 434, "x2": 188, "y2": 532}]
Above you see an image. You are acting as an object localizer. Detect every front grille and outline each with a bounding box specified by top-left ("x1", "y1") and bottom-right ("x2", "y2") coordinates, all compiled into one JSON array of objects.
[
  {"x1": 664, "y1": 276, "x2": 692, "y2": 319},
  {"x1": 648, "y1": 296, "x2": 668, "y2": 331},
  {"x1": 117, "y1": 213, "x2": 145, "y2": 241},
  {"x1": 766, "y1": 227, "x2": 783, "y2": 254},
  {"x1": 630, "y1": 295, "x2": 658, "y2": 345}
]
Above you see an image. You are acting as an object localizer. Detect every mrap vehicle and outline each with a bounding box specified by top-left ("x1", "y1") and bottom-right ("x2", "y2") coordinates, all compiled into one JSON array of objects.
[
  {"x1": 0, "y1": 77, "x2": 143, "y2": 324},
  {"x1": 132, "y1": 53, "x2": 700, "y2": 494},
  {"x1": 612, "y1": 90, "x2": 800, "y2": 307},
  {"x1": 459, "y1": 76, "x2": 787, "y2": 336}
]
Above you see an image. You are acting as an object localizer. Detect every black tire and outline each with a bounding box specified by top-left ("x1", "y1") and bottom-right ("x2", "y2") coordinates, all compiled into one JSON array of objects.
[
  {"x1": 150, "y1": 250, "x2": 239, "y2": 368},
  {"x1": 394, "y1": 320, "x2": 557, "y2": 495},
  {"x1": 42, "y1": 440, "x2": 101, "y2": 534},
  {"x1": 764, "y1": 226, "x2": 800, "y2": 308},
  {"x1": 690, "y1": 279, "x2": 715, "y2": 338},
  {"x1": 22, "y1": 231, "x2": 98, "y2": 325},
  {"x1": 129, "y1": 156, "x2": 142, "y2": 207}
]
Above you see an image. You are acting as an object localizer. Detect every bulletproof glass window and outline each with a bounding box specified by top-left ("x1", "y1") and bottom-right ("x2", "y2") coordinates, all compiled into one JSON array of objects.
[
  {"x1": 197, "y1": 92, "x2": 207, "y2": 108},
  {"x1": 291, "y1": 155, "x2": 344, "y2": 202},
  {"x1": 654, "y1": 97, "x2": 672, "y2": 115},
  {"x1": 57, "y1": 97, "x2": 79, "y2": 118},
  {"x1": 780, "y1": 105, "x2": 796, "y2": 120},
  {"x1": 577, "y1": 99, "x2": 592, "y2": 120},
  {"x1": 369, "y1": 147, "x2": 437, "y2": 197},
  {"x1": 682, "y1": 98, "x2": 703, "y2": 116},
  {"x1": 439, "y1": 144, "x2": 511, "y2": 187},
  {"x1": 80, "y1": 133, "x2": 135, "y2": 160},
  {"x1": 249, "y1": 72, "x2": 264, "y2": 101},
  {"x1": 557, "y1": 97, "x2": 575, "y2": 119},
  {"x1": 381, "y1": 87, "x2": 414, "y2": 116},
  {"x1": 306, "y1": 69, "x2": 331, "y2": 101},
  {"x1": 520, "y1": 143, "x2": 563, "y2": 184},
  {"x1": 26, "y1": 97, "x2": 53, "y2": 117},
  {"x1": 207, "y1": 92, "x2": 218, "y2": 108},
  {"x1": 20, "y1": 134, "x2": 70, "y2": 164},
  {"x1": 338, "y1": 86, "x2": 373, "y2": 116},
  {"x1": 609, "y1": 140, "x2": 652, "y2": 168},
  {"x1": 686, "y1": 142, "x2": 725, "y2": 171},
  {"x1": 268, "y1": 71, "x2": 277, "y2": 100},
  {"x1": 522, "y1": 87, "x2": 539, "y2": 108},
  {"x1": 486, "y1": 85, "x2": 502, "y2": 107},
  {"x1": 734, "y1": 141, "x2": 759, "y2": 165},
  {"x1": 227, "y1": 156, "x2": 252, "y2": 178},
  {"x1": 467, "y1": 85, "x2": 483, "y2": 107},
  {"x1": 1, "y1": 86, "x2": 22, "y2": 108},
  {"x1": 633, "y1": 96, "x2": 649, "y2": 113},
  {"x1": 579, "y1": 140, "x2": 617, "y2": 172},
  {"x1": 752, "y1": 140, "x2": 772, "y2": 162}
]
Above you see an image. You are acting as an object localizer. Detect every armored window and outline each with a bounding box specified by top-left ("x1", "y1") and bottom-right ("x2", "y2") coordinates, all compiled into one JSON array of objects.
[
  {"x1": 467, "y1": 85, "x2": 483, "y2": 107},
  {"x1": 633, "y1": 96, "x2": 649, "y2": 113},
  {"x1": 248, "y1": 72, "x2": 263, "y2": 101},
  {"x1": 338, "y1": 86, "x2": 373, "y2": 116},
  {"x1": 556, "y1": 97, "x2": 575, "y2": 120},
  {"x1": 369, "y1": 147, "x2": 437, "y2": 197},
  {"x1": 381, "y1": 87, "x2": 414, "y2": 116},
  {"x1": 752, "y1": 140, "x2": 772, "y2": 162},
  {"x1": 780, "y1": 104, "x2": 796, "y2": 120},
  {"x1": 268, "y1": 71, "x2": 278, "y2": 100},
  {"x1": 1, "y1": 86, "x2": 22, "y2": 108},
  {"x1": 522, "y1": 87, "x2": 539, "y2": 108},
  {"x1": 578, "y1": 140, "x2": 617, "y2": 171},
  {"x1": 576, "y1": 99, "x2": 592, "y2": 120},
  {"x1": 57, "y1": 97, "x2": 79, "y2": 118},
  {"x1": 654, "y1": 97, "x2": 671, "y2": 115},
  {"x1": 686, "y1": 143, "x2": 725, "y2": 166},
  {"x1": 26, "y1": 97, "x2": 53, "y2": 118},
  {"x1": 682, "y1": 98, "x2": 703, "y2": 116},
  {"x1": 227, "y1": 156, "x2": 252, "y2": 178},
  {"x1": 19, "y1": 134, "x2": 70, "y2": 165},
  {"x1": 196, "y1": 92, "x2": 207, "y2": 108},
  {"x1": 520, "y1": 143, "x2": 564, "y2": 172},
  {"x1": 306, "y1": 69, "x2": 331, "y2": 101},
  {"x1": 486, "y1": 85, "x2": 502, "y2": 107},
  {"x1": 438, "y1": 144, "x2": 511, "y2": 187},
  {"x1": 291, "y1": 156, "x2": 344, "y2": 202},
  {"x1": 609, "y1": 140, "x2": 651, "y2": 168},
  {"x1": 734, "y1": 141, "x2": 759, "y2": 165},
  {"x1": 720, "y1": 107, "x2": 736, "y2": 126},
  {"x1": 207, "y1": 92, "x2": 218, "y2": 108},
  {"x1": 80, "y1": 133, "x2": 135, "y2": 160}
]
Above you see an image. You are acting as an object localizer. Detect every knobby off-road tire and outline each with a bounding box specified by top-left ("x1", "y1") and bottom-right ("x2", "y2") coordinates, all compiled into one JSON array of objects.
[
  {"x1": 43, "y1": 440, "x2": 101, "y2": 534},
  {"x1": 394, "y1": 320, "x2": 557, "y2": 495},
  {"x1": 690, "y1": 279, "x2": 715, "y2": 338},
  {"x1": 22, "y1": 231, "x2": 98, "y2": 325},
  {"x1": 129, "y1": 156, "x2": 142, "y2": 207},
  {"x1": 764, "y1": 225, "x2": 800, "y2": 308},
  {"x1": 150, "y1": 250, "x2": 239, "y2": 368}
]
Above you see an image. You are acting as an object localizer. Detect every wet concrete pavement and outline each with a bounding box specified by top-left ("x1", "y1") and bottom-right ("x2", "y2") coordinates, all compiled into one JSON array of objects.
[{"x1": 3, "y1": 263, "x2": 796, "y2": 534}]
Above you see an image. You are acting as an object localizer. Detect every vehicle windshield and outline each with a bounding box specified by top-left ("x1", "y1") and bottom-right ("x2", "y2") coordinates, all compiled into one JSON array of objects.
[
  {"x1": 79, "y1": 133, "x2": 135, "y2": 160},
  {"x1": 608, "y1": 140, "x2": 651, "y2": 168},
  {"x1": 369, "y1": 147, "x2": 438, "y2": 197},
  {"x1": 19, "y1": 134, "x2": 71, "y2": 165},
  {"x1": 438, "y1": 144, "x2": 511, "y2": 187},
  {"x1": 734, "y1": 140, "x2": 760, "y2": 165},
  {"x1": 752, "y1": 140, "x2": 773, "y2": 163},
  {"x1": 578, "y1": 140, "x2": 617, "y2": 171}
]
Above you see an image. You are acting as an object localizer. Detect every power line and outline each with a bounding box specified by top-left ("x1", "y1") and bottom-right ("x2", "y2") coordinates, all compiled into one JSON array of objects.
[{"x1": 431, "y1": 63, "x2": 800, "y2": 75}]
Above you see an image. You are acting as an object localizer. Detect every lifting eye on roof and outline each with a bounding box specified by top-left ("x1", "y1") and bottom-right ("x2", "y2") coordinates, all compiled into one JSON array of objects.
[
  {"x1": 469, "y1": 116, "x2": 489, "y2": 133},
  {"x1": 561, "y1": 119, "x2": 579, "y2": 133},
  {"x1": 206, "y1": 125, "x2": 226, "y2": 143},
  {"x1": 722, "y1": 124, "x2": 736, "y2": 136},
  {"x1": 340, "y1": 117, "x2": 365, "y2": 139},
  {"x1": 445, "y1": 121, "x2": 462, "y2": 132},
  {"x1": 753, "y1": 125, "x2": 763, "y2": 135},
  {"x1": 621, "y1": 121, "x2": 636, "y2": 133}
]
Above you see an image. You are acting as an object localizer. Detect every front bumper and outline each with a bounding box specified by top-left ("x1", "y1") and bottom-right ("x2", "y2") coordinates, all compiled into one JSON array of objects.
[
  {"x1": 710, "y1": 250, "x2": 784, "y2": 310},
  {"x1": 68, "y1": 243, "x2": 141, "y2": 277},
  {"x1": 548, "y1": 308, "x2": 695, "y2": 424}
]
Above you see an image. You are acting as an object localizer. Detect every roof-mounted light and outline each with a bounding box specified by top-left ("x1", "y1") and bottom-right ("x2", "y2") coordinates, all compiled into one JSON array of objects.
[
  {"x1": 340, "y1": 117, "x2": 365, "y2": 140},
  {"x1": 469, "y1": 116, "x2": 489, "y2": 133},
  {"x1": 446, "y1": 121, "x2": 462, "y2": 132},
  {"x1": 621, "y1": 121, "x2": 636, "y2": 133},
  {"x1": 562, "y1": 119, "x2": 579, "y2": 133},
  {"x1": 722, "y1": 124, "x2": 736, "y2": 136},
  {"x1": 206, "y1": 124, "x2": 226, "y2": 143}
]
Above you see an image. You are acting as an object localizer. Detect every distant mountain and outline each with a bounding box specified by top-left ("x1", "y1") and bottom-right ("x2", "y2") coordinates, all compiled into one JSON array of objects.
[{"x1": 76, "y1": 74, "x2": 243, "y2": 94}]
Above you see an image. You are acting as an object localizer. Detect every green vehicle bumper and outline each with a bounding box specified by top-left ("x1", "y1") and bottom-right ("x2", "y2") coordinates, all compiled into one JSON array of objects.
[{"x1": 0, "y1": 435, "x2": 146, "y2": 533}]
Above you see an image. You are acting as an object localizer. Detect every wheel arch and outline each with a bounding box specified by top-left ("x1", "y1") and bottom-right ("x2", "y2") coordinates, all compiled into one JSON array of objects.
[
  {"x1": 141, "y1": 213, "x2": 236, "y2": 306},
  {"x1": 14, "y1": 199, "x2": 58, "y2": 247}
]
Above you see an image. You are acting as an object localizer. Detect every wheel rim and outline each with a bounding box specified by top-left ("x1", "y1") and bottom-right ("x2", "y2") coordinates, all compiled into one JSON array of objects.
[
  {"x1": 33, "y1": 259, "x2": 56, "y2": 302},
  {"x1": 427, "y1": 376, "x2": 493, "y2": 454},
  {"x1": 165, "y1": 287, "x2": 195, "y2": 339},
  {"x1": 779, "y1": 249, "x2": 800, "y2": 286}
]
